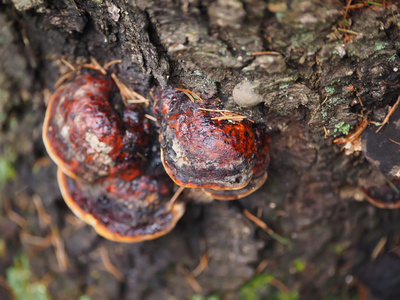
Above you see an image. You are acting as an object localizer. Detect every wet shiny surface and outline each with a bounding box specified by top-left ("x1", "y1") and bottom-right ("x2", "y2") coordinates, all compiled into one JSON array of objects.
[
  {"x1": 203, "y1": 127, "x2": 270, "y2": 200},
  {"x1": 154, "y1": 86, "x2": 259, "y2": 190},
  {"x1": 43, "y1": 69, "x2": 187, "y2": 242},
  {"x1": 43, "y1": 71, "x2": 153, "y2": 182},
  {"x1": 58, "y1": 169, "x2": 184, "y2": 242}
]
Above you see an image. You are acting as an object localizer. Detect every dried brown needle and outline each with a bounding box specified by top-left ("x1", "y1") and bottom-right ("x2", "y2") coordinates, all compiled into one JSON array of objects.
[
  {"x1": 199, "y1": 108, "x2": 254, "y2": 123},
  {"x1": 175, "y1": 88, "x2": 203, "y2": 102},
  {"x1": 192, "y1": 253, "x2": 208, "y2": 277},
  {"x1": 243, "y1": 209, "x2": 290, "y2": 245},
  {"x1": 100, "y1": 247, "x2": 125, "y2": 282},
  {"x1": 376, "y1": 95, "x2": 400, "y2": 133},
  {"x1": 111, "y1": 73, "x2": 150, "y2": 106}
]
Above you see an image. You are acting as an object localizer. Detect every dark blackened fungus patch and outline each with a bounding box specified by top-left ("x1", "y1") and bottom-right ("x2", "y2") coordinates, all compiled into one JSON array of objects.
[
  {"x1": 57, "y1": 169, "x2": 184, "y2": 243},
  {"x1": 97, "y1": 195, "x2": 111, "y2": 211},
  {"x1": 356, "y1": 252, "x2": 400, "y2": 300},
  {"x1": 361, "y1": 108, "x2": 400, "y2": 180}
]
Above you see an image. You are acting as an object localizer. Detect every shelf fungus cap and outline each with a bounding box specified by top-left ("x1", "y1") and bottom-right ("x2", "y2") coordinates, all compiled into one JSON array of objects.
[
  {"x1": 43, "y1": 71, "x2": 152, "y2": 182},
  {"x1": 155, "y1": 88, "x2": 256, "y2": 190},
  {"x1": 361, "y1": 109, "x2": 400, "y2": 180},
  {"x1": 204, "y1": 127, "x2": 270, "y2": 200},
  {"x1": 57, "y1": 169, "x2": 185, "y2": 242},
  {"x1": 204, "y1": 172, "x2": 268, "y2": 200}
]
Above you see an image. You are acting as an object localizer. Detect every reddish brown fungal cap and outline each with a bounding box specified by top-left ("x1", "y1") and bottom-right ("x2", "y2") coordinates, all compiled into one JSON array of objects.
[
  {"x1": 204, "y1": 172, "x2": 268, "y2": 200},
  {"x1": 57, "y1": 168, "x2": 185, "y2": 242},
  {"x1": 204, "y1": 127, "x2": 270, "y2": 200},
  {"x1": 154, "y1": 87, "x2": 256, "y2": 190},
  {"x1": 43, "y1": 70, "x2": 153, "y2": 182},
  {"x1": 153, "y1": 87, "x2": 179, "y2": 122}
]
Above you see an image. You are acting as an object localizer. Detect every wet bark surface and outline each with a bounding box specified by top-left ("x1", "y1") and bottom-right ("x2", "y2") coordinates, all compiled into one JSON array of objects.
[{"x1": 1, "y1": 0, "x2": 400, "y2": 299}]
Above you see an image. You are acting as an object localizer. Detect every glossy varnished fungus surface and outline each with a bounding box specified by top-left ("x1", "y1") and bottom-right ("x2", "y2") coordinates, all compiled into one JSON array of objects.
[
  {"x1": 57, "y1": 169, "x2": 185, "y2": 242},
  {"x1": 154, "y1": 87, "x2": 256, "y2": 190},
  {"x1": 43, "y1": 71, "x2": 153, "y2": 182},
  {"x1": 204, "y1": 127, "x2": 270, "y2": 200},
  {"x1": 361, "y1": 109, "x2": 400, "y2": 180}
]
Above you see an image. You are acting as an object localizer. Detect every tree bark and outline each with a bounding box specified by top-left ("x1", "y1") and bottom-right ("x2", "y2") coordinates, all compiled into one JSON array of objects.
[{"x1": 1, "y1": 0, "x2": 400, "y2": 299}]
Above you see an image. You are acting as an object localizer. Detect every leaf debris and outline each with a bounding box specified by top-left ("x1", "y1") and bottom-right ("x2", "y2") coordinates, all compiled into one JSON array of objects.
[{"x1": 199, "y1": 108, "x2": 254, "y2": 123}]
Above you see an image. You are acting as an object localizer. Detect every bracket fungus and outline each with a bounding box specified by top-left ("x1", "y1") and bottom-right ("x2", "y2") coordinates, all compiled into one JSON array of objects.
[
  {"x1": 43, "y1": 60, "x2": 272, "y2": 242},
  {"x1": 153, "y1": 86, "x2": 270, "y2": 200},
  {"x1": 57, "y1": 169, "x2": 184, "y2": 242},
  {"x1": 204, "y1": 127, "x2": 270, "y2": 200},
  {"x1": 43, "y1": 70, "x2": 152, "y2": 183},
  {"x1": 43, "y1": 63, "x2": 185, "y2": 242}
]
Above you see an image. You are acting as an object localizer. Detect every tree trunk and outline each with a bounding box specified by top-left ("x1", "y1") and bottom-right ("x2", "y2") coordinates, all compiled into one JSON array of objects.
[{"x1": 1, "y1": 0, "x2": 400, "y2": 299}]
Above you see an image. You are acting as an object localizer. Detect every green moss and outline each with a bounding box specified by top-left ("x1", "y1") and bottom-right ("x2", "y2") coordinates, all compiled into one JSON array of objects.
[
  {"x1": 8, "y1": 116, "x2": 18, "y2": 131},
  {"x1": 333, "y1": 244, "x2": 345, "y2": 254},
  {"x1": 0, "y1": 239, "x2": 6, "y2": 258},
  {"x1": 240, "y1": 274, "x2": 299, "y2": 300},
  {"x1": 334, "y1": 121, "x2": 351, "y2": 135},
  {"x1": 389, "y1": 54, "x2": 397, "y2": 61},
  {"x1": 192, "y1": 294, "x2": 220, "y2": 300},
  {"x1": 0, "y1": 145, "x2": 17, "y2": 188},
  {"x1": 320, "y1": 97, "x2": 346, "y2": 123},
  {"x1": 324, "y1": 87, "x2": 335, "y2": 93},
  {"x1": 6, "y1": 254, "x2": 51, "y2": 300},
  {"x1": 293, "y1": 258, "x2": 306, "y2": 273},
  {"x1": 328, "y1": 97, "x2": 344, "y2": 106},
  {"x1": 240, "y1": 274, "x2": 274, "y2": 300},
  {"x1": 364, "y1": 1, "x2": 382, "y2": 5}
]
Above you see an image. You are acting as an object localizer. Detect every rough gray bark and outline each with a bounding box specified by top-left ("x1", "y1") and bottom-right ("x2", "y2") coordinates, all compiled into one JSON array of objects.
[{"x1": 1, "y1": 0, "x2": 400, "y2": 299}]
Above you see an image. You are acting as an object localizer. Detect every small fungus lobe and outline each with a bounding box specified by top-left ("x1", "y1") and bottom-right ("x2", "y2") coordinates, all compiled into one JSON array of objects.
[
  {"x1": 43, "y1": 65, "x2": 185, "y2": 242},
  {"x1": 153, "y1": 86, "x2": 270, "y2": 199},
  {"x1": 43, "y1": 70, "x2": 152, "y2": 182},
  {"x1": 43, "y1": 61, "x2": 272, "y2": 243},
  {"x1": 57, "y1": 169, "x2": 185, "y2": 242}
]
